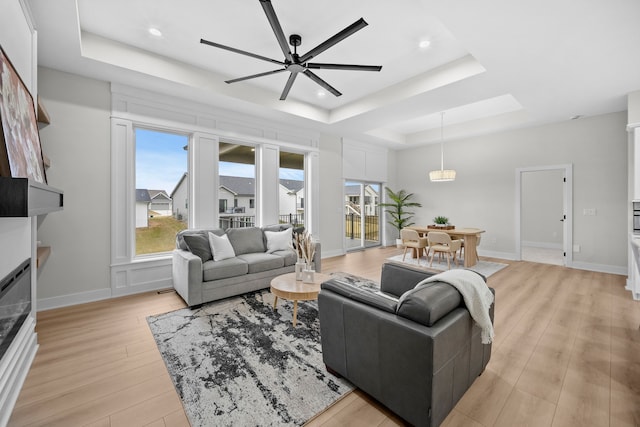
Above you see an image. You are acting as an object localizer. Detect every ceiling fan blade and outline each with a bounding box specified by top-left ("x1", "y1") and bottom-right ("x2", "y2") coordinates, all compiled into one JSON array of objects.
[
  {"x1": 303, "y1": 70, "x2": 342, "y2": 97},
  {"x1": 299, "y1": 18, "x2": 368, "y2": 63},
  {"x1": 279, "y1": 72, "x2": 298, "y2": 100},
  {"x1": 226, "y1": 68, "x2": 287, "y2": 84},
  {"x1": 200, "y1": 38, "x2": 284, "y2": 66},
  {"x1": 307, "y1": 63, "x2": 382, "y2": 72},
  {"x1": 259, "y1": 0, "x2": 293, "y2": 62}
]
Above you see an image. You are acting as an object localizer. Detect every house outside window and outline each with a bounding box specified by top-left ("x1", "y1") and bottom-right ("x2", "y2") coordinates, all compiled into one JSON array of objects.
[
  {"x1": 279, "y1": 151, "x2": 305, "y2": 227},
  {"x1": 219, "y1": 141, "x2": 256, "y2": 228},
  {"x1": 134, "y1": 128, "x2": 188, "y2": 256}
]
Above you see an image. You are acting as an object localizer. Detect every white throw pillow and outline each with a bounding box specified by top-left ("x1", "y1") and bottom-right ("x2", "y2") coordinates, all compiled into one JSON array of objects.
[
  {"x1": 265, "y1": 228, "x2": 293, "y2": 254},
  {"x1": 208, "y1": 232, "x2": 236, "y2": 261}
]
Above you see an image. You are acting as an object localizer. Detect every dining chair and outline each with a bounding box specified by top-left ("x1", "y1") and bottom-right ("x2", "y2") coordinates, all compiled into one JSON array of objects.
[
  {"x1": 427, "y1": 231, "x2": 462, "y2": 269},
  {"x1": 400, "y1": 228, "x2": 429, "y2": 265}
]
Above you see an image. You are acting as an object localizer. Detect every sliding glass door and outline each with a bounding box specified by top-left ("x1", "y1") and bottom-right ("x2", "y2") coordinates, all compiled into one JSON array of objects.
[{"x1": 344, "y1": 181, "x2": 381, "y2": 251}]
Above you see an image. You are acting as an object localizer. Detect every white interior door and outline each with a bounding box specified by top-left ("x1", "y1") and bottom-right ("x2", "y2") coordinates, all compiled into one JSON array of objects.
[{"x1": 516, "y1": 165, "x2": 573, "y2": 266}]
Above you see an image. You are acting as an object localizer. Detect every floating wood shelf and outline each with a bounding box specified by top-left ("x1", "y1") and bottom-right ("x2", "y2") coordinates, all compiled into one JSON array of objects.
[
  {"x1": 0, "y1": 178, "x2": 63, "y2": 217},
  {"x1": 36, "y1": 246, "x2": 51, "y2": 269},
  {"x1": 37, "y1": 96, "x2": 51, "y2": 125}
]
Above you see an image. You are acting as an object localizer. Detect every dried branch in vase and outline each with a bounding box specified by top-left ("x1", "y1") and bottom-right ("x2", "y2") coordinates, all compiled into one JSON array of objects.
[{"x1": 294, "y1": 231, "x2": 316, "y2": 266}]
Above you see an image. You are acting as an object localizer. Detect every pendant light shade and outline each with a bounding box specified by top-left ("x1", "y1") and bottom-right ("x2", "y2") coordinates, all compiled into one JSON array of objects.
[
  {"x1": 429, "y1": 169, "x2": 456, "y2": 181},
  {"x1": 429, "y1": 112, "x2": 456, "y2": 182}
]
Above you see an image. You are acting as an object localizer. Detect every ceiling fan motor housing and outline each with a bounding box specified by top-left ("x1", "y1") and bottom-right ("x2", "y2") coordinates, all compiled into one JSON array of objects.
[{"x1": 289, "y1": 34, "x2": 302, "y2": 47}]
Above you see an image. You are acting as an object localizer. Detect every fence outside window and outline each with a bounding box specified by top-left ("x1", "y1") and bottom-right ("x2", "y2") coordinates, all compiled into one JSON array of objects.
[{"x1": 345, "y1": 214, "x2": 379, "y2": 241}]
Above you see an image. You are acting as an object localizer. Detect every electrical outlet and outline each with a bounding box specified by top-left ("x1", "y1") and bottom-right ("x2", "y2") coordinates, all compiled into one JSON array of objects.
[{"x1": 583, "y1": 208, "x2": 596, "y2": 216}]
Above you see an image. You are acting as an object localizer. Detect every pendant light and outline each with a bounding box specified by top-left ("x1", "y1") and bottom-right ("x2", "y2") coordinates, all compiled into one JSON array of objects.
[{"x1": 429, "y1": 112, "x2": 456, "y2": 182}]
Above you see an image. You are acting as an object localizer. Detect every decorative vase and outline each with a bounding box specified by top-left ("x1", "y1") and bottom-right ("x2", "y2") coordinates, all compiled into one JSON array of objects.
[
  {"x1": 302, "y1": 267, "x2": 315, "y2": 284},
  {"x1": 295, "y1": 259, "x2": 306, "y2": 281}
]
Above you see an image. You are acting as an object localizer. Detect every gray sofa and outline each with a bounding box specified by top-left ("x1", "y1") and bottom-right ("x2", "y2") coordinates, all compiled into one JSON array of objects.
[
  {"x1": 318, "y1": 263, "x2": 493, "y2": 427},
  {"x1": 172, "y1": 224, "x2": 321, "y2": 307}
]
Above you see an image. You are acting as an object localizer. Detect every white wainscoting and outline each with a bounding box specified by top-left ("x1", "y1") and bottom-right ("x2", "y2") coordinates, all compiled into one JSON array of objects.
[{"x1": 109, "y1": 84, "x2": 321, "y2": 298}]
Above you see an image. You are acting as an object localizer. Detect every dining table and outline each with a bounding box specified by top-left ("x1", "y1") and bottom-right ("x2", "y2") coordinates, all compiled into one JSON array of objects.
[{"x1": 405, "y1": 226, "x2": 485, "y2": 268}]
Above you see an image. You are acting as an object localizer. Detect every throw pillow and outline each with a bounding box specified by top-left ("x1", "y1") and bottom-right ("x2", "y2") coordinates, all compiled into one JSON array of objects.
[
  {"x1": 265, "y1": 228, "x2": 293, "y2": 254},
  {"x1": 183, "y1": 234, "x2": 212, "y2": 262},
  {"x1": 208, "y1": 232, "x2": 236, "y2": 261}
]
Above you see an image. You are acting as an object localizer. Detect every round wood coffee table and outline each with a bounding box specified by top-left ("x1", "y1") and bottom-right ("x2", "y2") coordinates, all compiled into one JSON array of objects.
[{"x1": 270, "y1": 272, "x2": 332, "y2": 326}]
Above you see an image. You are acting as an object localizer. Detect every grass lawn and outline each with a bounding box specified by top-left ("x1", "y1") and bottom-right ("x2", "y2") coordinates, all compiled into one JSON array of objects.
[{"x1": 136, "y1": 215, "x2": 187, "y2": 255}]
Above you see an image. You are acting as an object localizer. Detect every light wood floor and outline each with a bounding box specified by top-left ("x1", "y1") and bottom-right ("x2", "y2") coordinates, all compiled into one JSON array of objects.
[{"x1": 8, "y1": 247, "x2": 640, "y2": 426}]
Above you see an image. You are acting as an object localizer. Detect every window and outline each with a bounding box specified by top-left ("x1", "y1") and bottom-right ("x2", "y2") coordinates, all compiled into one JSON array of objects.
[
  {"x1": 279, "y1": 151, "x2": 305, "y2": 227},
  {"x1": 135, "y1": 128, "x2": 188, "y2": 256},
  {"x1": 219, "y1": 141, "x2": 255, "y2": 228},
  {"x1": 219, "y1": 199, "x2": 227, "y2": 213},
  {"x1": 249, "y1": 199, "x2": 255, "y2": 209}
]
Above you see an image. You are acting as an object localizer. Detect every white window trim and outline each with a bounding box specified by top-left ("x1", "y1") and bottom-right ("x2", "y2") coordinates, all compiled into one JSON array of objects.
[{"x1": 109, "y1": 84, "x2": 320, "y2": 297}]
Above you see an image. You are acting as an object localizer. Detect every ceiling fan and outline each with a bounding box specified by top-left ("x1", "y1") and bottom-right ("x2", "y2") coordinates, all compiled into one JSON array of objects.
[{"x1": 200, "y1": 0, "x2": 382, "y2": 101}]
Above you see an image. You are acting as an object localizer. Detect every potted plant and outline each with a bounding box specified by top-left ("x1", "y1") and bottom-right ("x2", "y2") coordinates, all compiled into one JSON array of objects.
[
  {"x1": 433, "y1": 216, "x2": 449, "y2": 227},
  {"x1": 379, "y1": 188, "x2": 422, "y2": 247}
]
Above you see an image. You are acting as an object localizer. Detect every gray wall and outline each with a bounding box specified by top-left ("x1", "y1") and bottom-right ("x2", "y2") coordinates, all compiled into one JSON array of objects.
[
  {"x1": 396, "y1": 111, "x2": 628, "y2": 272},
  {"x1": 36, "y1": 67, "x2": 111, "y2": 301},
  {"x1": 34, "y1": 66, "x2": 629, "y2": 304}
]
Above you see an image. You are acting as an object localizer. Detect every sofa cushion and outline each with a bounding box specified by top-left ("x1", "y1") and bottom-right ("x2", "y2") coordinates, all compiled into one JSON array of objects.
[
  {"x1": 226, "y1": 227, "x2": 266, "y2": 255},
  {"x1": 208, "y1": 232, "x2": 236, "y2": 261},
  {"x1": 183, "y1": 234, "x2": 212, "y2": 262},
  {"x1": 203, "y1": 257, "x2": 248, "y2": 281},
  {"x1": 396, "y1": 282, "x2": 462, "y2": 326},
  {"x1": 236, "y1": 253, "x2": 284, "y2": 274},
  {"x1": 176, "y1": 228, "x2": 224, "y2": 251},
  {"x1": 271, "y1": 249, "x2": 297, "y2": 266},
  {"x1": 265, "y1": 228, "x2": 293, "y2": 253}
]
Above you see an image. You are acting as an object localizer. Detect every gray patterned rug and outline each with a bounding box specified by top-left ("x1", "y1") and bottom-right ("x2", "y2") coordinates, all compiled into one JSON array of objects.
[{"x1": 147, "y1": 275, "x2": 370, "y2": 426}]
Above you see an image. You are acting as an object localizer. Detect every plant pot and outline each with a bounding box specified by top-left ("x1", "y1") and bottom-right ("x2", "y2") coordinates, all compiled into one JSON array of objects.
[{"x1": 396, "y1": 238, "x2": 403, "y2": 248}]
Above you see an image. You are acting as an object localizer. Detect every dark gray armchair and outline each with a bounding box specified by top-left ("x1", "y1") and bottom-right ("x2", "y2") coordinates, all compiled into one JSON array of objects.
[{"x1": 318, "y1": 263, "x2": 494, "y2": 427}]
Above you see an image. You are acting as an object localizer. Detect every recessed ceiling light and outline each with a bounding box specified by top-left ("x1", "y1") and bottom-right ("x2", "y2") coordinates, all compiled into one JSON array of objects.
[
  {"x1": 570, "y1": 115, "x2": 583, "y2": 120},
  {"x1": 148, "y1": 27, "x2": 162, "y2": 37},
  {"x1": 317, "y1": 90, "x2": 326, "y2": 98},
  {"x1": 419, "y1": 40, "x2": 431, "y2": 49}
]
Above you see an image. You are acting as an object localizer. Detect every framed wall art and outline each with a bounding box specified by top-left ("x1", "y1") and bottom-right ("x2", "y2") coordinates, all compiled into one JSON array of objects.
[{"x1": 0, "y1": 45, "x2": 46, "y2": 184}]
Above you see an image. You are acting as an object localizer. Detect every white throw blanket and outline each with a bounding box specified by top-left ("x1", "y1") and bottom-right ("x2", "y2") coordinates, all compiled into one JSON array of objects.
[{"x1": 415, "y1": 269, "x2": 495, "y2": 344}]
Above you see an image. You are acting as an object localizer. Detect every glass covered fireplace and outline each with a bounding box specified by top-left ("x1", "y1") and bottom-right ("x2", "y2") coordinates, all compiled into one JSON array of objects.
[{"x1": 0, "y1": 259, "x2": 31, "y2": 360}]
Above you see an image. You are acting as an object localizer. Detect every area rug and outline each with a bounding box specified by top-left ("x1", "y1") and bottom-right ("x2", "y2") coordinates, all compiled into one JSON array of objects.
[
  {"x1": 147, "y1": 285, "x2": 359, "y2": 426},
  {"x1": 386, "y1": 254, "x2": 508, "y2": 277}
]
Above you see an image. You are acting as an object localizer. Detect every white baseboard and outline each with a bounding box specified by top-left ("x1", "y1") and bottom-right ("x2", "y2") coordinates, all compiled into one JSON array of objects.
[
  {"x1": 570, "y1": 261, "x2": 627, "y2": 276},
  {"x1": 37, "y1": 281, "x2": 175, "y2": 311},
  {"x1": 111, "y1": 279, "x2": 173, "y2": 298},
  {"x1": 480, "y1": 250, "x2": 626, "y2": 276},
  {"x1": 478, "y1": 250, "x2": 516, "y2": 261},
  {"x1": 625, "y1": 279, "x2": 640, "y2": 300},
  {"x1": 37, "y1": 288, "x2": 113, "y2": 311},
  {"x1": 521, "y1": 241, "x2": 563, "y2": 249},
  {"x1": 321, "y1": 248, "x2": 346, "y2": 258}
]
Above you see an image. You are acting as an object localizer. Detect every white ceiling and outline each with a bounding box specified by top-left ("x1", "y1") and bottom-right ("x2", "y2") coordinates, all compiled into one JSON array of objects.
[{"x1": 26, "y1": 0, "x2": 640, "y2": 149}]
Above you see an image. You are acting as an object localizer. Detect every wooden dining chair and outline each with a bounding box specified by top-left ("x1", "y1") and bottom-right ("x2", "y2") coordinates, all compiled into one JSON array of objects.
[
  {"x1": 427, "y1": 231, "x2": 462, "y2": 269},
  {"x1": 400, "y1": 228, "x2": 429, "y2": 265}
]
